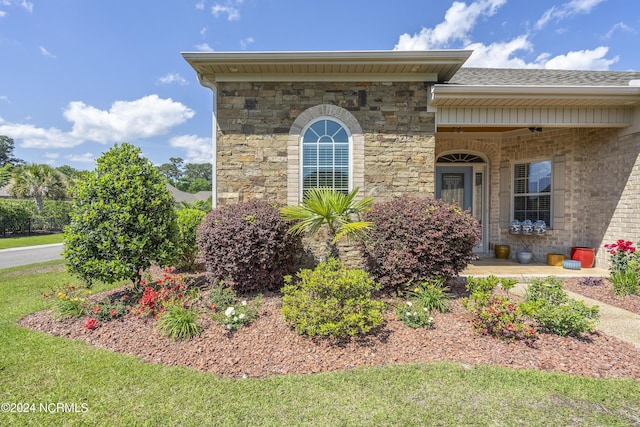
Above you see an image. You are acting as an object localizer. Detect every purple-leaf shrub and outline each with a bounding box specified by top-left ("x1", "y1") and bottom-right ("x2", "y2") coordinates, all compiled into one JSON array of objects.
[
  {"x1": 197, "y1": 199, "x2": 303, "y2": 293},
  {"x1": 360, "y1": 197, "x2": 480, "y2": 291}
]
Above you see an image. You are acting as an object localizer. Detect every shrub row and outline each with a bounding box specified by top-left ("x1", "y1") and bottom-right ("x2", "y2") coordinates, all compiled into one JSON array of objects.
[{"x1": 196, "y1": 196, "x2": 480, "y2": 294}]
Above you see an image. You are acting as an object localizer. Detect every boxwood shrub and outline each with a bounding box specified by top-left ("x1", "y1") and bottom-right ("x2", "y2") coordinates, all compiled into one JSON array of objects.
[
  {"x1": 281, "y1": 258, "x2": 385, "y2": 338},
  {"x1": 360, "y1": 197, "x2": 480, "y2": 292},
  {"x1": 197, "y1": 199, "x2": 303, "y2": 293}
]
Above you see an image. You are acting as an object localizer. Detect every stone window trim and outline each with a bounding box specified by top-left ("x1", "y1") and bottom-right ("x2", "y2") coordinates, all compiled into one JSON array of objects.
[{"x1": 287, "y1": 104, "x2": 365, "y2": 205}]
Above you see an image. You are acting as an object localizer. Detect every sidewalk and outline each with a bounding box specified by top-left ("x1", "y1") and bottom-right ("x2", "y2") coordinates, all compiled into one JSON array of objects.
[{"x1": 461, "y1": 258, "x2": 640, "y2": 349}]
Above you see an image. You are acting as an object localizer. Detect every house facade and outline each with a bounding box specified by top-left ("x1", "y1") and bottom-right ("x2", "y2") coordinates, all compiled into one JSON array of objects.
[{"x1": 183, "y1": 50, "x2": 640, "y2": 268}]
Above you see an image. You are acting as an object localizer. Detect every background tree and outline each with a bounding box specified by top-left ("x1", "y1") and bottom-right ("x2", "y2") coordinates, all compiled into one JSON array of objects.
[
  {"x1": 157, "y1": 158, "x2": 212, "y2": 193},
  {"x1": 0, "y1": 135, "x2": 24, "y2": 166},
  {"x1": 64, "y1": 142, "x2": 178, "y2": 287},
  {"x1": 9, "y1": 163, "x2": 67, "y2": 211},
  {"x1": 157, "y1": 157, "x2": 184, "y2": 185}
]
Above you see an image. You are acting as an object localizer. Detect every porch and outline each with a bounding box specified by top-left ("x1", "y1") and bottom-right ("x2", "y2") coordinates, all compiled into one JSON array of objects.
[{"x1": 461, "y1": 256, "x2": 609, "y2": 279}]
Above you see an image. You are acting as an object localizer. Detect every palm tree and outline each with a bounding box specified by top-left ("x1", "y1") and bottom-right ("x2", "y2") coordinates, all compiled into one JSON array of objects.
[
  {"x1": 10, "y1": 164, "x2": 67, "y2": 211},
  {"x1": 281, "y1": 187, "x2": 374, "y2": 260},
  {"x1": 0, "y1": 164, "x2": 11, "y2": 188}
]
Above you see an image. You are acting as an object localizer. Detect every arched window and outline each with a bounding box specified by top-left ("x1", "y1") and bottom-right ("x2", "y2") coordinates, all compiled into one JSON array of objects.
[{"x1": 301, "y1": 118, "x2": 351, "y2": 195}]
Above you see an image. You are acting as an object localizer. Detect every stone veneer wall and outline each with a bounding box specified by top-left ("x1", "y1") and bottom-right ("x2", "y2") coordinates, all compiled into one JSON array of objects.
[{"x1": 215, "y1": 81, "x2": 436, "y2": 206}]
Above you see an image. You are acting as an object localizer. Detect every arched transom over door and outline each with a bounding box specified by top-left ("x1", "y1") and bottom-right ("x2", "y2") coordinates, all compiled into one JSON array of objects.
[{"x1": 436, "y1": 151, "x2": 488, "y2": 253}]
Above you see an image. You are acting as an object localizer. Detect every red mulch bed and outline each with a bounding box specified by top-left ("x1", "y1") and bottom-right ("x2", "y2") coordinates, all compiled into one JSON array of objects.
[
  {"x1": 562, "y1": 277, "x2": 640, "y2": 315},
  {"x1": 18, "y1": 276, "x2": 640, "y2": 380}
]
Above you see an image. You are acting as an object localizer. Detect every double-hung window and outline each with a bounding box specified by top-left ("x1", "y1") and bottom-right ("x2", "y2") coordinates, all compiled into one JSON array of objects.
[
  {"x1": 513, "y1": 160, "x2": 552, "y2": 226},
  {"x1": 301, "y1": 118, "x2": 350, "y2": 196}
]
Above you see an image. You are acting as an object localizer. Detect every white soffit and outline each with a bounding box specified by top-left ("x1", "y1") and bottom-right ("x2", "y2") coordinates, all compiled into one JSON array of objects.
[
  {"x1": 182, "y1": 50, "x2": 473, "y2": 83},
  {"x1": 431, "y1": 84, "x2": 640, "y2": 108}
]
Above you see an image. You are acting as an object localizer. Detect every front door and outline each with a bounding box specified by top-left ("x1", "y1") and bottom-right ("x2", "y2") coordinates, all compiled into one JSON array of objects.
[
  {"x1": 436, "y1": 166, "x2": 472, "y2": 210},
  {"x1": 436, "y1": 165, "x2": 486, "y2": 252}
]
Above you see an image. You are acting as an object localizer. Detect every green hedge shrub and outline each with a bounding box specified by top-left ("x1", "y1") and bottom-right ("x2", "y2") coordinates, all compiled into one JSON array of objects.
[
  {"x1": 174, "y1": 208, "x2": 206, "y2": 270},
  {"x1": 197, "y1": 199, "x2": 303, "y2": 293},
  {"x1": 281, "y1": 258, "x2": 385, "y2": 338},
  {"x1": 360, "y1": 197, "x2": 481, "y2": 292}
]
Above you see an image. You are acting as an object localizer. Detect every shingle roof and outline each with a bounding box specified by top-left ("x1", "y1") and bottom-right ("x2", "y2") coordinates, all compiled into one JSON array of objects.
[{"x1": 449, "y1": 68, "x2": 640, "y2": 86}]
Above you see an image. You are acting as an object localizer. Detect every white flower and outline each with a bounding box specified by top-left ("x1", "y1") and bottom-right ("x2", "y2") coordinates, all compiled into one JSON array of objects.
[
  {"x1": 406, "y1": 301, "x2": 413, "y2": 307},
  {"x1": 429, "y1": 317, "x2": 434, "y2": 322},
  {"x1": 241, "y1": 300, "x2": 247, "y2": 306},
  {"x1": 225, "y1": 307, "x2": 235, "y2": 317},
  {"x1": 423, "y1": 307, "x2": 429, "y2": 312},
  {"x1": 406, "y1": 312, "x2": 412, "y2": 316},
  {"x1": 233, "y1": 316, "x2": 238, "y2": 322},
  {"x1": 226, "y1": 324, "x2": 232, "y2": 330},
  {"x1": 239, "y1": 313, "x2": 245, "y2": 320}
]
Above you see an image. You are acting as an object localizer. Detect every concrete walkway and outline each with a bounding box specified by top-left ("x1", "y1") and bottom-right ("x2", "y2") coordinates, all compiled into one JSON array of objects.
[{"x1": 461, "y1": 258, "x2": 640, "y2": 349}]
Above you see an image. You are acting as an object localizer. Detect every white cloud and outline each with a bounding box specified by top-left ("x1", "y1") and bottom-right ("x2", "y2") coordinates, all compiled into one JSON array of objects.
[
  {"x1": 211, "y1": 3, "x2": 240, "y2": 21},
  {"x1": 604, "y1": 22, "x2": 633, "y2": 39},
  {"x1": 0, "y1": 95, "x2": 9, "y2": 103},
  {"x1": 169, "y1": 134, "x2": 212, "y2": 164},
  {"x1": 0, "y1": 95, "x2": 194, "y2": 149},
  {"x1": 0, "y1": 11, "x2": 6, "y2": 17},
  {"x1": 541, "y1": 46, "x2": 618, "y2": 70},
  {"x1": 395, "y1": 0, "x2": 619, "y2": 70},
  {"x1": 464, "y1": 35, "x2": 534, "y2": 68},
  {"x1": 63, "y1": 95, "x2": 194, "y2": 145},
  {"x1": 156, "y1": 73, "x2": 188, "y2": 85},
  {"x1": 195, "y1": 1, "x2": 205, "y2": 10},
  {"x1": 239, "y1": 37, "x2": 254, "y2": 50},
  {"x1": 65, "y1": 152, "x2": 96, "y2": 164},
  {"x1": 395, "y1": 0, "x2": 506, "y2": 50},
  {"x1": 195, "y1": 43, "x2": 214, "y2": 52},
  {"x1": 0, "y1": 0, "x2": 33, "y2": 13},
  {"x1": 39, "y1": 46, "x2": 55, "y2": 58},
  {"x1": 535, "y1": 0, "x2": 605, "y2": 30},
  {"x1": 44, "y1": 152, "x2": 60, "y2": 159}
]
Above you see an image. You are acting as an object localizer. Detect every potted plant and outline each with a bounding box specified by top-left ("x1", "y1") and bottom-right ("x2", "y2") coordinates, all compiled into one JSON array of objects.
[
  {"x1": 516, "y1": 250, "x2": 533, "y2": 264},
  {"x1": 494, "y1": 244, "x2": 510, "y2": 259}
]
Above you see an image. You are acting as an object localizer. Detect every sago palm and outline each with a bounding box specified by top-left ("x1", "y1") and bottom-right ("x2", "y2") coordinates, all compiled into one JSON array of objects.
[{"x1": 281, "y1": 187, "x2": 374, "y2": 260}]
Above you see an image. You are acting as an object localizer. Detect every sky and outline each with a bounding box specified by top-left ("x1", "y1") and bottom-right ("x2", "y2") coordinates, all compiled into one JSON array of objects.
[{"x1": 1, "y1": 0, "x2": 640, "y2": 170}]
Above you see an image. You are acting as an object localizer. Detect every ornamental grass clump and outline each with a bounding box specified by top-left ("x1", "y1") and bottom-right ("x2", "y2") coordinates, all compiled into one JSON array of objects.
[
  {"x1": 197, "y1": 199, "x2": 303, "y2": 293},
  {"x1": 282, "y1": 258, "x2": 385, "y2": 338},
  {"x1": 407, "y1": 277, "x2": 452, "y2": 313},
  {"x1": 360, "y1": 196, "x2": 480, "y2": 292},
  {"x1": 42, "y1": 283, "x2": 92, "y2": 320},
  {"x1": 157, "y1": 303, "x2": 202, "y2": 340}
]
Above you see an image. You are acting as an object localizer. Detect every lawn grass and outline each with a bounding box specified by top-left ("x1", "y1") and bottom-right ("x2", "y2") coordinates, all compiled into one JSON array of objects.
[
  {"x1": 0, "y1": 233, "x2": 64, "y2": 250},
  {"x1": 1, "y1": 261, "x2": 639, "y2": 426}
]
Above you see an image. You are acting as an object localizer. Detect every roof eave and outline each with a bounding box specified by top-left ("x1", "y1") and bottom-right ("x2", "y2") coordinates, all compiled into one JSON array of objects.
[{"x1": 182, "y1": 50, "x2": 473, "y2": 83}]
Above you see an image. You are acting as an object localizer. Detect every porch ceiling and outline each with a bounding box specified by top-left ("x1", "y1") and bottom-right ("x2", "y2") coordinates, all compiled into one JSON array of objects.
[
  {"x1": 430, "y1": 84, "x2": 640, "y2": 108},
  {"x1": 182, "y1": 50, "x2": 473, "y2": 83}
]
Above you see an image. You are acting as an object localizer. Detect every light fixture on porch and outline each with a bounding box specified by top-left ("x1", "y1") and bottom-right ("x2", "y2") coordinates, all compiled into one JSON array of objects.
[{"x1": 528, "y1": 127, "x2": 542, "y2": 133}]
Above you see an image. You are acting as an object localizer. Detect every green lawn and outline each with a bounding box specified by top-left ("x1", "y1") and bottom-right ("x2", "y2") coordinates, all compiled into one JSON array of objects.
[
  {"x1": 0, "y1": 233, "x2": 64, "y2": 250},
  {"x1": 1, "y1": 261, "x2": 639, "y2": 426}
]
